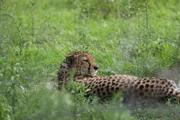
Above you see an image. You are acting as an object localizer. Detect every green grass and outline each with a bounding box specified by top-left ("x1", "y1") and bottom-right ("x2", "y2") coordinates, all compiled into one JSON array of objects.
[{"x1": 0, "y1": 0, "x2": 180, "y2": 119}]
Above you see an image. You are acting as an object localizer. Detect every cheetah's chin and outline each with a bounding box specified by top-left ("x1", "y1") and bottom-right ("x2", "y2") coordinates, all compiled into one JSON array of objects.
[{"x1": 91, "y1": 72, "x2": 97, "y2": 76}]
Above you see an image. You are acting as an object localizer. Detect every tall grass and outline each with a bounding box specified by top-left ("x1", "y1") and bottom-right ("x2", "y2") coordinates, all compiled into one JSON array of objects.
[{"x1": 0, "y1": 0, "x2": 180, "y2": 119}]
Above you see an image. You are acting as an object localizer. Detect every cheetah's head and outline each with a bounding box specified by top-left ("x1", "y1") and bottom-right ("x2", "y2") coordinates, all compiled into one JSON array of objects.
[
  {"x1": 57, "y1": 51, "x2": 98, "y2": 83},
  {"x1": 66, "y1": 51, "x2": 98, "y2": 76}
]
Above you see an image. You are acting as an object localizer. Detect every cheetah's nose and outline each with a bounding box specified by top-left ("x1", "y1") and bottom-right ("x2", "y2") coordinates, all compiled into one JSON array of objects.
[{"x1": 94, "y1": 65, "x2": 98, "y2": 70}]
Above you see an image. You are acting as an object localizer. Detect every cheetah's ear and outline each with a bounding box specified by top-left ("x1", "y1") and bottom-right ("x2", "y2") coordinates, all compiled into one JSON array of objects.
[{"x1": 66, "y1": 55, "x2": 75, "y2": 66}]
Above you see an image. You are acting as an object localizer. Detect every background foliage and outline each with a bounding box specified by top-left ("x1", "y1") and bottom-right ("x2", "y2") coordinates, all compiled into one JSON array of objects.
[{"x1": 0, "y1": 0, "x2": 180, "y2": 119}]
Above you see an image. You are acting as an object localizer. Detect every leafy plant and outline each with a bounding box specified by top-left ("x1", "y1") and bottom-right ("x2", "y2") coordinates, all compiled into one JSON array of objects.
[{"x1": 0, "y1": 0, "x2": 180, "y2": 119}]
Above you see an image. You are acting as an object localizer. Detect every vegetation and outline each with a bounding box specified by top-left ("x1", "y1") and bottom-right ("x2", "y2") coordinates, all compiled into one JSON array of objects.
[{"x1": 0, "y1": 0, "x2": 180, "y2": 119}]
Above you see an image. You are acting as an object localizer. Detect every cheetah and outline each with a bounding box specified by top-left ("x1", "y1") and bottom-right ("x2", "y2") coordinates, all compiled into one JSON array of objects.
[{"x1": 57, "y1": 51, "x2": 180, "y2": 102}]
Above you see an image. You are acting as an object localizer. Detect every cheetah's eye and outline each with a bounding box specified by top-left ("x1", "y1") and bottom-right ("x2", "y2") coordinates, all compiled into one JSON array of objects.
[
  {"x1": 83, "y1": 57, "x2": 89, "y2": 62},
  {"x1": 83, "y1": 59, "x2": 89, "y2": 62}
]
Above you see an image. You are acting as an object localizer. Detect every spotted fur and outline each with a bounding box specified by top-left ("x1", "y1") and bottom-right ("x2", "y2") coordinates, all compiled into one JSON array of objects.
[{"x1": 76, "y1": 75, "x2": 180, "y2": 102}]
